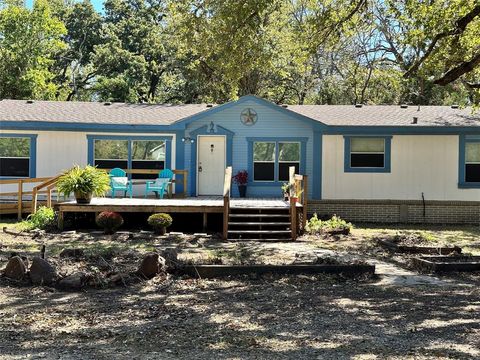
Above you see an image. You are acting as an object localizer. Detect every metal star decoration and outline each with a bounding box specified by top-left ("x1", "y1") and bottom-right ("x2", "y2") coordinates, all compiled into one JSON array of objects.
[{"x1": 240, "y1": 108, "x2": 257, "y2": 126}]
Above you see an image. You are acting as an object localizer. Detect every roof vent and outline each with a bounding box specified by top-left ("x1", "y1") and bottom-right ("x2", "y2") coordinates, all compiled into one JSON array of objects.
[
  {"x1": 355, "y1": 103, "x2": 363, "y2": 108},
  {"x1": 26, "y1": 100, "x2": 34, "y2": 104},
  {"x1": 206, "y1": 104, "x2": 213, "y2": 108},
  {"x1": 451, "y1": 104, "x2": 459, "y2": 109},
  {"x1": 281, "y1": 104, "x2": 288, "y2": 108},
  {"x1": 400, "y1": 104, "x2": 408, "y2": 109},
  {"x1": 104, "y1": 102, "x2": 111, "y2": 106},
  {"x1": 412, "y1": 116, "x2": 418, "y2": 124}
]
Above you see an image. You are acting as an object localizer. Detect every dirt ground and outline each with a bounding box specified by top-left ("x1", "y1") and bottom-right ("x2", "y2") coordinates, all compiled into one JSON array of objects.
[{"x1": 1, "y1": 222, "x2": 479, "y2": 359}]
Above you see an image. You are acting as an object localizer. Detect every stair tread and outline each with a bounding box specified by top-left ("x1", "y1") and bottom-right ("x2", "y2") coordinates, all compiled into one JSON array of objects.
[
  {"x1": 228, "y1": 222, "x2": 290, "y2": 226},
  {"x1": 229, "y1": 214, "x2": 289, "y2": 218},
  {"x1": 228, "y1": 230, "x2": 291, "y2": 234}
]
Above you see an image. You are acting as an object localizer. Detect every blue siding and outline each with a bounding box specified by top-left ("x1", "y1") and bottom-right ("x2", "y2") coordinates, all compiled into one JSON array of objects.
[{"x1": 185, "y1": 99, "x2": 315, "y2": 198}]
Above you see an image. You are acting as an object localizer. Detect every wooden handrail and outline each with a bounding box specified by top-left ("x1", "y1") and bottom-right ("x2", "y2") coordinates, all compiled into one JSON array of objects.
[
  {"x1": 32, "y1": 175, "x2": 62, "y2": 214},
  {"x1": 223, "y1": 166, "x2": 232, "y2": 240},
  {"x1": 0, "y1": 177, "x2": 53, "y2": 185},
  {"x1": 288, "y1": 166, "x2": 309, "y2": 240}
]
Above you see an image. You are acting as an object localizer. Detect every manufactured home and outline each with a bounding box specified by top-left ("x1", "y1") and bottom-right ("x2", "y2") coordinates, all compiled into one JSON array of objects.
[{"x1": 1, "y1": 95, "x2": 479, "y2": 224}]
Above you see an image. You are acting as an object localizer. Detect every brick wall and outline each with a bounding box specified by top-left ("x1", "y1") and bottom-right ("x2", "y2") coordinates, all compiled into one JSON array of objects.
[{"x1": 308, "y1": 200, "x2": 480, "y2": 224}]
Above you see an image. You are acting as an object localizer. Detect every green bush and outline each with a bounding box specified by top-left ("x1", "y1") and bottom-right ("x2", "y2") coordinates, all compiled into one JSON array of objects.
[
  {"x1": 306, "y1": 214, "x2": 353, "y2": 235},
  {"x1": 96, "y1": 211, "x2": 124, "y2": 234},
  {"x1": 24, "y1": 206, "x2": 56, "y2": 230},
  {"x1": 57, "y1": 165, "x2": 110, "y2": 198},
  {"x1": 148, "y1": 213, "x2": 173, "y2": 228}
]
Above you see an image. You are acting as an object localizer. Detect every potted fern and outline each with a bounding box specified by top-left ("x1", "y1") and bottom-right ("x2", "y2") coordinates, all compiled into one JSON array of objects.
[{"x1": 57, "y1": 165, "x2": 111, "y2": 204}]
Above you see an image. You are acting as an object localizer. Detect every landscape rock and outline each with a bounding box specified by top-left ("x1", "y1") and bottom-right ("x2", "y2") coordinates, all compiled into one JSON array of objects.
[
  {"x1": 58, "y1": 272, "x2": 87, "y2": 290},
  {"x1": 160, "y1": 248, "x2": 179, "y2": 270},
  {"x1": 137, "y1": 252, "x2": 165, "y2": 279},
  {"x1": 59, "y1": 248, "x2": 84, "y2": 259},
  {"x1": 3, "y1": 256, "x2": 27, "y2": 280},
  {"x1": 29, "y1": 257, "x2": 57, "y2": 286}
]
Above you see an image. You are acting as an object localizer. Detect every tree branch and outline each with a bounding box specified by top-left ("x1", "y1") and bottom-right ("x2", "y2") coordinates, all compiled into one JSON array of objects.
[{"x1": 433, "y1": 52, "x2": 480, "y2": 86}]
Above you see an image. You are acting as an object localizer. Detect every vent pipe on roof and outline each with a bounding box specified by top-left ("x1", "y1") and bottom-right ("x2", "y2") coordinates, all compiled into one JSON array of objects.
[
  {"x1": 412, "y1": 116, "x2": 418, "y2": 124},
  {"x1": 26, "y1": 100, "x2": 34, "y2": 104},
  {"x1": 281, "y1": 104, "x2": 288, "y2": 108},
  {"x1": 355, "y1": 103, "x2": 363, "y2": 108},
  {"x1": 400, "y1": 104, "x2": 408, "y2": 109},
  {"x1": 451, "y1": 104, "x2": 459, "y2": 109},
  {"x1": 206, "y1": 104, "x2": 213, "y2": 108},
  {"x1": 104, "y1": 102, "x2": 111, "y2": 106}
]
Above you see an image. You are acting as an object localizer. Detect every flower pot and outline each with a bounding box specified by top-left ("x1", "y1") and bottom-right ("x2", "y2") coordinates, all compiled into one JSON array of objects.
[
  {"x1": 74, "y1": 191, "x2": 92, "y2": 204},
  {"x1": 154, "y1": 226, "x2": 167, "y2": 235},
  {"x1": 238, "y1": 185, "x2": 247, "y2": 198},
  {"x1": 290, "y1": 196, "x2": 298, "y2": 204}
]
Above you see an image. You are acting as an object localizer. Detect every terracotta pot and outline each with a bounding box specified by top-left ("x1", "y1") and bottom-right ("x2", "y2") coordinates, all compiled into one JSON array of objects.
[
  {"x1": 74, "y1": 191, "x2": 92, "y2": 204},
  {"x1": 290, "y1": 196, "x2": 298, "y2": 203}
]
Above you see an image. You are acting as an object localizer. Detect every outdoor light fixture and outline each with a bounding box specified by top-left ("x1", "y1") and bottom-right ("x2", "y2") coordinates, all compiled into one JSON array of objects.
[
  {"x1": 181, "y1": 137, "x2": 195, "y2": 144},
  {"x1": 210, "y1": 144, "x2": 215, "y2": 152}
]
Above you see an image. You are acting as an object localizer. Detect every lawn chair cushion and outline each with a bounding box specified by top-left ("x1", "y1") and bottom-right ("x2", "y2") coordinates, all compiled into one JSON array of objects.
[{"x1": 111, "y1": 177, "x2": 128, "y2": 187}]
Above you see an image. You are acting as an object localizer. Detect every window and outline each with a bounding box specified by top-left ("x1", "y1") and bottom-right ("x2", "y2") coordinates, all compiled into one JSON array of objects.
[
  {"x1": 278, "y1": 142, "x2": 300, "y2": 181},
  {"x1": 253, "y1": 142, "x2": 275, "y2": 181},
  {"x1": 344, "y1": 136, "x2": 392, "y2": 173},
  {"x1": 0, "y1": 135, "x2": 36, "y2": 178},
  {"x1": 249, "y1": 138, "x2": 306, "y2": 183},
  {"x1": 465, "y1": 142, "x2": 480, "y2": 183},
  {"x1": 89, "y1": 136, "x2": 171, "y2": 179}
]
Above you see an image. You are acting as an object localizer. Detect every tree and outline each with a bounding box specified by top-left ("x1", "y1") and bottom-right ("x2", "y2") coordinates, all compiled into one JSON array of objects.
[{"x1": 0, "y1": 0, "x2": 66, "y2": 100}]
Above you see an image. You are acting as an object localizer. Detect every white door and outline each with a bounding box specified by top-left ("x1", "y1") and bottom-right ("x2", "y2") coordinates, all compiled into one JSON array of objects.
[{"x1": 197, "y1": 136, "x2": 226, "y2": 195}]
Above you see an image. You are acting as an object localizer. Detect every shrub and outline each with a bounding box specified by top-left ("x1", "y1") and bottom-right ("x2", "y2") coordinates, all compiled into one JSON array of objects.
[
  {"x1": 148, "y1": 213, "x2": 173, "y2": 234},
  {"x1": 96, "y1": 211, "x2": 124, "y2": 234},
  {"x1": 25, "y1": 206, "x2": 56, "y2": 230},
  {"x1": 57, "y1": 165, "x2": 110, "y2": 198},
  {"x1": 306, "y1": 214, "x2": 353, "y2": 235}
]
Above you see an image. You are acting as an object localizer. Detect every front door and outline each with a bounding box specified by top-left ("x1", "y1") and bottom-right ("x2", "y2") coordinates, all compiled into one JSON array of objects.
[{"x1": 197, "y1": 135, "x2": 226, "y2": 195}]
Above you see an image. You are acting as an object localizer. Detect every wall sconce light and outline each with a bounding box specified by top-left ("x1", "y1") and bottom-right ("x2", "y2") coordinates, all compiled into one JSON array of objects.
[
  {"x1": 182, "y1": 137, "x2": 195, "y2": 144},
  {"x1": 210, "y1": 144, "x2": 215, "y2": 152}
]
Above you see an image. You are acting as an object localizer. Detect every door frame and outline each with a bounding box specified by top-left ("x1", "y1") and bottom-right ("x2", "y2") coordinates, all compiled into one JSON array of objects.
[
  {"x1": 196, "y1": 134, "x2": 227, "y2": 196},
  {"x1": 188, "y1": 124, "x2": 235, "y2": 196}
]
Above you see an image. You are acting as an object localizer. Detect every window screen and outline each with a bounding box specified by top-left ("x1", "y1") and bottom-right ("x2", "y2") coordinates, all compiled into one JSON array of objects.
[
  {"x1": 0, "y1": 137, "x2": 30, "y2": 177},
  {"x1": 131, "y1": 140, "x2": 165, "y2": 179},
  {"x1": 94, "y1": 139, "x2": 128, "y2": 170},
  {"x1": 253, "y1": 142, "x2": 275, "y2": 181},
  {"x1": 350, "y1": 138, "x2": 385, "y2": 168},
  {"x1": 465, "y1": 142, "x2": 480, "y2": 183},
  {"x1": 278, "y1": 142, "x2": 300, "y2": 181}
]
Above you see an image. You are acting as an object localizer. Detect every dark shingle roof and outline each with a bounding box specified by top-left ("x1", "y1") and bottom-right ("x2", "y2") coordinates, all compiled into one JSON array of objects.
[
  {"x1": 0, "y1": 99, "x2": 478, "y2": 127},
  {"x1": 287, "y1": 104, "x2": 480, "y2": 127},
  {"x1": 0, "y1": 100, "x2": 213, "y2": 125}
]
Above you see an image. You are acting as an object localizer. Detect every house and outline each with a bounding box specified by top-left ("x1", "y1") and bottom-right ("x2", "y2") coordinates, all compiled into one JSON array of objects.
[{"x1": 1, "y1": 95, "x2": 479, "y2": 224}]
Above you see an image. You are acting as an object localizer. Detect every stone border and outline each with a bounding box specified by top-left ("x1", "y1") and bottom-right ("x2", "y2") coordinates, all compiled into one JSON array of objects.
[
  {"x1": 376, "y1": 239, "x2": 462, "y2": 255},
  {"x1": 412, "y1": 256, "x2": 480, "y2": 272},
  {"x1": 174, "y1": 264, "x2": 376, "y2": 278}
]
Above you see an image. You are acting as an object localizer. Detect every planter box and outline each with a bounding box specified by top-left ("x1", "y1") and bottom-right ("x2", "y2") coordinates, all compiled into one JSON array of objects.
[
  {"x1": 412, "y1": 256, "x2": 480, "y2": 273},
  {"x1": 377, "y1": 239, "x2": 461, "y2": 255},
  {"x1": 174, "y1": 264, "x2": 375, "y2": 278}
]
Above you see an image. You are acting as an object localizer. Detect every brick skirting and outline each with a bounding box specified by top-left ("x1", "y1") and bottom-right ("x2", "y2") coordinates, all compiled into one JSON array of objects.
[{"x1": 308, "y1": 200, "x2": 480, "y2": 224}]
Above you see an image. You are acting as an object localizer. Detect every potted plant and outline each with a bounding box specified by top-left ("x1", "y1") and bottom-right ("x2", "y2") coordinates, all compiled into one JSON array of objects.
[
  {"x1": 281, "y1": 183, "x2": 292, "y2": 201},
  {"x1": 96, "y1": 211, "x2": 124, "y2": 234},
  {"x1": 290, "y1": 187, "x2": 303, "y2": 204},
  {"x1": 233, "y1": 170, "x2": 248, "y2": 198},
  {"x1": 148, "y1": 213, "x2": 173, "y2": 235},
  {"x1": 57, "y1": 165, "x2": 111, "y2": 204}
]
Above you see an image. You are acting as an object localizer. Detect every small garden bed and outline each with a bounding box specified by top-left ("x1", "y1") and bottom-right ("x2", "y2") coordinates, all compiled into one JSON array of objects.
[
  {"x1": 376, "y1": 238, "x2": 462, "y2": 255},
  {"x1": 175, "y1": 263, "x2": 375, "y2": 278},
  {"x1": 412, "y1": 256, "x2": 480, "y2": 273}
]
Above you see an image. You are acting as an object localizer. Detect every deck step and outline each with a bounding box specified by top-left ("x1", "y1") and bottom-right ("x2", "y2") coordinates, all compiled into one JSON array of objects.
[
  {"x1": 229, "y1": 214, "x2": 289, "y2": 218},
  {"x1": 228, "y1": 230, "x2": 291, "y2": 234},
  {"x1": 228, "y1": 222, "x2": 290, "y2": 226}
]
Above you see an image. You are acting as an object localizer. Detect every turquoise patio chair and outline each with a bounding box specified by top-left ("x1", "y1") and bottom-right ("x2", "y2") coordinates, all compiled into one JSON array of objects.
[
  {"x1": 109, "y1": 168, "x2": 133, "y2": 198},
  {"x1": 145, "y1": 169, "x2": 174, "y2": 199}
]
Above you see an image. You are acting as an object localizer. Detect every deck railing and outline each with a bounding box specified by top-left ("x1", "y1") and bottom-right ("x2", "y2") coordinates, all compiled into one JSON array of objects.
[
  {"x1": 222, "y1": 166, "x2": 233, "y2": 240},
  {"x1": 289, "y1": 166, "x2": 308, "y2": 240},
  {"x1": 0, "y1": 168, "x2": 189, "y2": 219}
]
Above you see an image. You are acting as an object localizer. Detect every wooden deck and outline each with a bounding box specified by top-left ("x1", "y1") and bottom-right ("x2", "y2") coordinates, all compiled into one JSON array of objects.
[{"x1": 55, "y1": 197, "x2": 298, "y2": 230}]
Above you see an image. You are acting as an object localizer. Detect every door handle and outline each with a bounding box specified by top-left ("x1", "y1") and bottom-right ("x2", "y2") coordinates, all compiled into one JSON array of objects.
[{"x1": 198, "y1": 166, "x2": 202, "y2": 172}]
